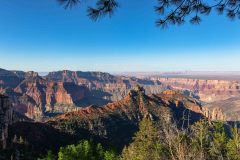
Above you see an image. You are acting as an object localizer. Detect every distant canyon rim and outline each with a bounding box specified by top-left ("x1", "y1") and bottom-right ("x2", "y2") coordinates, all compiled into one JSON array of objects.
[{"x1": 1, "y1": 68, "x2": 240, "y2": 121}]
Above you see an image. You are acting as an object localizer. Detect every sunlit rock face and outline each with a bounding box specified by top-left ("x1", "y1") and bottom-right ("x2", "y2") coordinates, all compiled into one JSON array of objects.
[
  {"x1": 49, "y1": 88, "x2": 204, "y2": 150},
  {"x1": 0, "y1": 69, "x2": 168, "y2": 120},
  {"x1": 202, "y1": 107, "x2": 226, "y2": 121},
  {"x1": 45, "y1": 70, "x2": 168, "y2": 102},
  {"x1": 13, "y1": 75, "x2": 88, "y2": 120},
  {"x1": 202, "y1": 96, "x2": 240, "y2": 121},
  {"x1": 0, "y1": 68, "x2": 236, "y2": 121},
  {"x1": 0, "y1": 95, "x2": 13, "y2": 149},
  {"x1": 150, "y1": 77, "x2": 240, "y2": 103}
]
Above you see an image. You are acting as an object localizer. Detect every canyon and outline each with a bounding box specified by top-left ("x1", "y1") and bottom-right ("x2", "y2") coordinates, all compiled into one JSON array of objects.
[
  {"x1": 149, "y1": 77, "x2": 240, "y2": 103},
  {"x1": 0, "y1": 68, "x2": 168, "y2": 120},
  {"x1": 6, "y1": 87, "x2": 206, "y2": 156},
  {"x1": 143, "y1": 76, "x2": 240, "y2": 120},
  {"x1": 1, "y1": 68, "x2": 238, "y2": 121},
  {"x1": 0, "y1": 69, "x2": 236, "y2": 159}
]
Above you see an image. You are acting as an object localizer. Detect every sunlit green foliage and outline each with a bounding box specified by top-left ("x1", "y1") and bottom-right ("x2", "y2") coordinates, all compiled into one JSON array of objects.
[
  {"x1": 226, "y1": 126, "x2": 240, "y2": 160},
  {"x1": 209, "y1": 121, "x2": 228, "y2": 159},
  {"x1": 43, "y1": 140, "x2": 118, "y2": 160},
  {"x1": 121, "y1": 117, "x2": 163, "y2": 160},
  {"x1": 121, "y1": 119, "x2": 240, "y2": 160},
  {"x1": 41, "y1": 119, "x2": 240, "y2": 160}
]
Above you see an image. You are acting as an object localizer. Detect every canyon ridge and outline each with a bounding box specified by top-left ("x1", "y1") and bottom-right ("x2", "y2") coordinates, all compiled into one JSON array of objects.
[{"x1": 1, "y1": 68, "x2": 240, "y2": 121}]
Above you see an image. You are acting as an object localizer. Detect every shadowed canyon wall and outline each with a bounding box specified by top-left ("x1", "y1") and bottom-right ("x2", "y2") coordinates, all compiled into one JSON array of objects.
[
  {"x1": 0, "y1": 95, "x2": 13, "y2": 149},
  {"x1": 0, "y1": 69, "x2": 168, "y2": 120},
  {"x1": 0, "y1": 68, "x2": 234, "y2": 121}
]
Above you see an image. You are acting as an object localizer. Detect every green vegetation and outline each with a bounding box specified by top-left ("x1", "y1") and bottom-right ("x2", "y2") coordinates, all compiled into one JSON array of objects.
[
  {"x1": 44, "y1": 118, "x2": 240, "y2": 160},
  {"x1": 5, "y1": 118, "x2": 240, "y2": 160},
  {"x1": 121, "y1": 118, "x2": 240, "y2": 160},
  {"x1": 121, "y1": 118, "x2": 163, "y2": 160},
  {"x1": 42, "y1": 140, "x2": 118, "y2": 160}
]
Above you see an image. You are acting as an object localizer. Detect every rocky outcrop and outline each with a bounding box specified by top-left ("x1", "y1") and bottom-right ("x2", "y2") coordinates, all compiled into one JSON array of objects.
[
  {"x1": 45, "y1": 70, "x2": 168, "y2": 102},
  {"x1": 46, "y1": 82, "x2": 74, "y2": 109},
  {"x1": 0, "y1": 68, "x2": 24, "y2": 91},
  {"x1": 13, "y1": 75, "x2": 88, "y2": 119},
  {"x1": 0, "y1": 69, "x2": 168, "y2": 120},
  {"x1": 142, "y1": 77, "x2": 240, "y2": 121},
  {"x1": 0, "y1": 88, "x2": 206, "y2": 160},
  {"x1": 0, "y1": 95, "x2": 13, "y2": 149},
  {"x1": 2, "y1": 68, "x2": 240, "y2": 121},
  {"x1": 202, "y1": 107, "x2": 226, "y2": 121},
  {"x1": 150, "y1": 77, "x2": 240, "y2": 103},
  {"x1": 49, "y1": 88, "x2": 204, "y2": 150},
  {"x1": 3, "y1": 69, "x2": 168, "y2": 120},
  {"x1": 159, "y1": 89, "x2": 203, "y2": 114},
  {"x1": 203, "y1": 96, "x2": 240, "y2": 121}
]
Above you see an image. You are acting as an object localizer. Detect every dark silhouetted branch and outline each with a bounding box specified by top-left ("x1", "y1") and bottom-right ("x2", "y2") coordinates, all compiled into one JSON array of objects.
[{"x1": 57, "y1": 0, "x2": 240, "y2": 27}]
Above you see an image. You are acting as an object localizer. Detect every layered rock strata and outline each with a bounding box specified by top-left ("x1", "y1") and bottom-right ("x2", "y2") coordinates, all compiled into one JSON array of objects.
[{"x1": 150, "y1": 77, "x2": 240, "y2": 103}]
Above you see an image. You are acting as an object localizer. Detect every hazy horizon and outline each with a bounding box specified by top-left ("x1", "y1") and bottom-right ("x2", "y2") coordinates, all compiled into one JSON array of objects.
[
  {"x1": 2, "y1": 67, "x2": 240, "y2": 75},
  {"x1": 1, "y1": 68, "x2": 239, "y2": 81},
  {"x1": 3, "y1": 67, "x2": 240, "y2": 80}
]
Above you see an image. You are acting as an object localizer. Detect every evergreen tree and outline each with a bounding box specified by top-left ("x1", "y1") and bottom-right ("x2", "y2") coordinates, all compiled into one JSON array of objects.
[
  {"x1": 44, "y1": 151, "x2": 57, "y2": 160},
  {"x1": 104, "y1": 150, "x2": 118, "y2": 160},
  {"x1": 43, "y1": 140, "x2": 118, "y2": 160},
  {"x1": 121, "y1": 117, "x2": 162, "y2": 160},
  {"x1": 209, "y1": 121, "x2": 228, "y2": 159},
  {"x1": 190, "y1": 119, "x2": 210, "y2": 159},
  {"x1": 58, "y1": 0, "x2": 240, "y2": 27},
  {"x1": 226, "y1": 125, "x2": 240, "y2": 160}
]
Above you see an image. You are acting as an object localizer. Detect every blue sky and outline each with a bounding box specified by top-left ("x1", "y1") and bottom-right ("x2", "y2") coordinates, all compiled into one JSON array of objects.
[{"x1": 0, "y1": 0, "x2": 240, "y2": 72}]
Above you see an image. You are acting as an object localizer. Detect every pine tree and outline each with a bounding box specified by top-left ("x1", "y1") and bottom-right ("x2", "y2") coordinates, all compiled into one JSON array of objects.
[
  {"x1": 104, "y1": 150, "x2": 117, "y2": 160},
  {"x1": 49, "y1": 140, "x2": 118, "y2": 160},
  {"x1": 190, "y1": 119, "x2": 210, "y2": 159},
  {"x1": 226, "y1": 125, "x2": 240, "y2": 160},
  {"x1": 209, "y1": 121, "x2": 228, "y2": 159},
  {"x1": 121, "y1": 117, "x2": 162, "y2": 160},
  {"x1": 45, "y1": 151, "x2": 57, "y2": 160}
]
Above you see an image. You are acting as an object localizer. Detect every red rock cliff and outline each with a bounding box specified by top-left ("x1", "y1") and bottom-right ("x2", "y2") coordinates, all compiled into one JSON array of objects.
[{"x1": 152, "y1": 77, "x2": 240, "y2": 103}]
